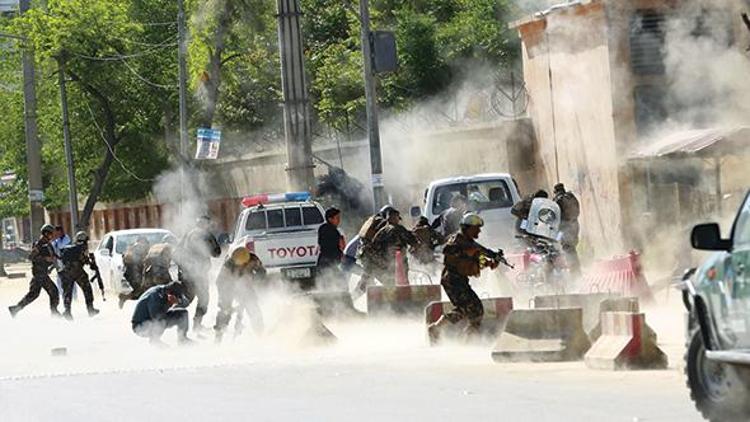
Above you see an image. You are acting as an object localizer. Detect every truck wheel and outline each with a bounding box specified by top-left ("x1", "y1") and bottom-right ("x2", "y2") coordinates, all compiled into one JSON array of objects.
[{"x1": 685, "y1": 330, "x2": 750, "y2": 421}]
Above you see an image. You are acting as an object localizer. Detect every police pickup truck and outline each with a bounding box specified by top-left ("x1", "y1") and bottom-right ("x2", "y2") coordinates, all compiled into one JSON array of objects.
[
  {"x1": 229, "y1": 192, "x2": 325, "y2": 284},
  {"x1": 410, "y1": 173, "x2": 521, "y2": 249}
]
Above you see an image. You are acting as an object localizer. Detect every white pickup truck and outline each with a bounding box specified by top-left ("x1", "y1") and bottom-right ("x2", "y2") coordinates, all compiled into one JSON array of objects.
[
  {"x1": 410, "y1": 173, "x2": 521, "y2": 249},
  {"x1": 230, "y1": 192, "x2": 325, "y2": 283}
]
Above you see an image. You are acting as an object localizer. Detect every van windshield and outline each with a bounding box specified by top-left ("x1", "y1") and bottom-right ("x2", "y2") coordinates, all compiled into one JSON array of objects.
[{"x1": 432, "y1": 180, "x2": 513, "y2": 215}]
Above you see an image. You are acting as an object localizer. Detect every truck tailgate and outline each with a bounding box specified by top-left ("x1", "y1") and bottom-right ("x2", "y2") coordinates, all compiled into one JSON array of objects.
[{"x1": 239, "y1": 229, "x2": 319, "y2": 269}]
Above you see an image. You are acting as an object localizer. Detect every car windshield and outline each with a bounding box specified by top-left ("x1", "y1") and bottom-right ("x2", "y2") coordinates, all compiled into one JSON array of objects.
[
  {"x1": 432, "y1": 180, "x2": 513, "y2": 215},
  {"x1": 114, "y1": 232, "x2": 169, "y2": 254}
]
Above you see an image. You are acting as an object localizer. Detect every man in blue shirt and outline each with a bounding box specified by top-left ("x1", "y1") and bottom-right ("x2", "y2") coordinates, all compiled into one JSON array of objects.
[
  {"x1": 131, "y1": 281, "x2": 193, "y2": 346},
  {"x1": 51, "y1": 226, "x2": 72, "y2": 301}
]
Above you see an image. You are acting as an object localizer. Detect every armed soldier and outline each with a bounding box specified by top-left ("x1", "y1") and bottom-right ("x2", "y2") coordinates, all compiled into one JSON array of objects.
[
  {"x1": 428, "y1": 213, "x2": 501, "y2": 342},
  {"x1": 179, "y1": 215, "x2": 221, "y2": 333},
  {"x1": 59, "y1": 231, "x2": 100, "y2": 320},
  {"x1": 368, "y1": 208, "x2": 421, "y2": 286},
  {"x1": 214, "y1": 246, "x2": 266, "y2": 343},
  {"x1": 8, "y1": 224, "x2": 61, "y2": 318},
  {"x1": 411, "y1": 216, "x2": 444, "y2": 264},
  {"x1": 553, "y1": 183, "x2": 581, "y2": 276},
  {"x1": 119, "y1": 236, "x2": 151, "y2": 308},
  {"x1": 355, "y1": 205, "x2": 395, "y2": 292},
  {"x1": 120, "y1": 234, "x2": 176, "y2": 305}
]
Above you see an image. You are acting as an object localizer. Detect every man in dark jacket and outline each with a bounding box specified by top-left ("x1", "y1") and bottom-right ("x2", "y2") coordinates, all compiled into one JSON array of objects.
[
  {"x1": 131, "y1": 281, "x2": 192, "y2": 345},
  {"x1": 59, "y1": 231, "x2": 99, "y2": 319},
  {"x1": 317, "y1": 207, "x2": 344, "y2": 274},
  {"x1": 553, "y1": 183, "x2": 581, "y2": 276},
  {"x1": 8, "y1": 224, "x2": 60, "y2": 318}
]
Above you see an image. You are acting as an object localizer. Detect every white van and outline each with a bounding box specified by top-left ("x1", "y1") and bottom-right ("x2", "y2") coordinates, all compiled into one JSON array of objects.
[{"x1": 410, "y1": 173, "x2": 521, "y2": 249}]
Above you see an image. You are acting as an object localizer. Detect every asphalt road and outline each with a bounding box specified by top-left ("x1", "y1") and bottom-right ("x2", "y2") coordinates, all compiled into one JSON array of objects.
[{"x1": 0, "y1": 263, "x2": 704, "y2": 422}]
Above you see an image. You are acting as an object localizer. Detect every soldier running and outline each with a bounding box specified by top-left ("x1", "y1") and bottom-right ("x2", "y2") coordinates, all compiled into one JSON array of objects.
[
  {"x1": 179, "y1": 215, "x2": 221, "y2": 333},
  {"x1": 411, "y1": 216, "x2": 444, "y2": 264},
  {"x1": 119, "y1": 236, "x2": 151, "y2": 308},
  {"x1": 368, "y1": 208, "x2": 421, "y2": 286},
  {"x1": 8, "y1": 224, "x2": 61, "y2": 318},
  {"x1": 428, "y1": 213, "x2": 500, "y2": 342},
  {"x1": 59, "y1": 231, "x2": 100, "y2": 319},
  {"x1": 214, "y1": 246, "x2": 266, "y2": 343}
]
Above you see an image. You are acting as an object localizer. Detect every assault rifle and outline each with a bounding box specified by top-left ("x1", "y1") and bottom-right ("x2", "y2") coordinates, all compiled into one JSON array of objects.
[
  {"x1": 88, "y1": 253, "x2": 106, "y2": 301},
  {"x1": 474, "y1": 243, "x2": 514, "y2": 270}
]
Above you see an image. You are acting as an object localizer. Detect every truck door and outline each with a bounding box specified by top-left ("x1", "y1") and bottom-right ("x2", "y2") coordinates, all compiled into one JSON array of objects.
[{"x1": 728, "y1": 193, "x2": 750, "y2": 349}]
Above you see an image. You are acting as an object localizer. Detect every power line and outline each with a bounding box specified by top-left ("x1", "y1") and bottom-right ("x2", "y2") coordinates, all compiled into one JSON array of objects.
[
  {"x1": 120, "y1": 58, "x2": 177, "y2": 89},
  {"x1": 85, "y1": 102, "x2": 156, "y2": 183},
  {"x1": 70, "y1": 35, "x2": 178, "y2": 62}
]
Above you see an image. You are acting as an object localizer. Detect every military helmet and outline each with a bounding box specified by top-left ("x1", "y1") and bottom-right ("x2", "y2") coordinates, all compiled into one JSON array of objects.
[
  {"x1": 378, "y1": 205, "x2": 395, "y2": 217},
  {"x1": 230, "y1": 246, "x2": 251, "y2": 267},
  {"x1": 460, "y1": 213, "x2": 484, "y2": 228},
  {"x1": 74, "y1": 231, "x2": 89, "y2": 243},
  {"x1": 40, "y1": 224, "x2": 55, "y2": 235}
]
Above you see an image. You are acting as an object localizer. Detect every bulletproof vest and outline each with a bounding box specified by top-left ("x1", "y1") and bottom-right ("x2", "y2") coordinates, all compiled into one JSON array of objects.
[
  {"x1": 61, "y1": 243, "x2": 85, "y2": 267},
  {"x1": 442, "y1": 233, "x2": 480, "y2": 277},
  {"x1": 145, "y1": 243, "x2": 172, "y2": 268},
  {"x1": 29, "y1": 238, "x2": 53, "y2": 273},
  {"x1": 358, "y1": 215, "x2": 385, "y2": 242},
  {"x1": 556, "y1": 192, "x2": 580, "y2": 221}
]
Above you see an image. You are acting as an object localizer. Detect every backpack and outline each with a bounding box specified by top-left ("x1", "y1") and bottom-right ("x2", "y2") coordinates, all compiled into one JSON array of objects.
[
  {"x1": 358, "y1": 215, "x2": 385, "y2": 242},
  {"x1": 61, "y1": 244, "x2": 85, "y2": 266}
]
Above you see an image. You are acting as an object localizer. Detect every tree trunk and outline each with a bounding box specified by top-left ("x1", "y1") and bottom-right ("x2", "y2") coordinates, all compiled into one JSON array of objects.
[
  {"x1": 200, "y1": 0, "x2": 234, "y2": 128},
  {"x1": 68, "y1": 72, "x2": 121, "y2": 231}
]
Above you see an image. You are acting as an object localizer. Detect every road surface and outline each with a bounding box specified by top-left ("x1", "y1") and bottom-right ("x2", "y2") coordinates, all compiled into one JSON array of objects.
[{"x1": 0, "y1": 263, "x2": 703, "y2": 421}]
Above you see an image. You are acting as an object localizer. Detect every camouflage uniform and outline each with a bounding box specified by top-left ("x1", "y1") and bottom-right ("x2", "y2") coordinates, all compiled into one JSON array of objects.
[
  {"x1": 214, "y1": 253, "x2": 266, "y2": 340},
  {"x1": 123, "y1": 241, "x2": 150, "y2": 291},
  {"x1": 411, "y1": 223, "x2": 444, "y2": 264},
  {"x1": 441, "y1": 232, "x2": 484, "y2": 328},
  {"x1": 60, "y1": 244, "x2": 96, "y2": 315},
  {"x1": 121, "y1": 243, "x2": 173, "y2": 302},
  {"x1": 356, "y1": 214, "x2": 388, "y2": 287},
  {"x1": 12, "y1": 236, "x2": 60, "y2": 314},
  {"x1": 179, "y1": 227, "x2": 221, "y2": 327},
  {"x1": 368, "y1": 223, "x2": 420, "y2": 286},
  {"x1": 554, "y1": 190, "x2": 581, "y2": 275}
]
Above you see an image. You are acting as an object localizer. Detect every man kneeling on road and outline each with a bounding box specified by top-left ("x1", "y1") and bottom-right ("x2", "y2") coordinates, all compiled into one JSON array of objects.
[
  {"x1": 131, "y1": 281, "x2": 193, "y2": 346},
  {"x1": 428, "y1": 213, "x2": 498, "y2": 342}
]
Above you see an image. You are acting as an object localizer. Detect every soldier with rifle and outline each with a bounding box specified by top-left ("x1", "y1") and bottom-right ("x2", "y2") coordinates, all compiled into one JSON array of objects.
[
  {"x1": 59, "y1": 231, "x2": 100, "y2": 320},
  {"x1": 427, "y1": 213, "x2": 510, "y2": 342}
]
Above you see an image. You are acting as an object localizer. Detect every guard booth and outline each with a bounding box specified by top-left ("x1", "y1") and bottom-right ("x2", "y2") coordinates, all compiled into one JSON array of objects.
[{"x1": 628, "y1": 126, "x2": 750, "y2": 271}]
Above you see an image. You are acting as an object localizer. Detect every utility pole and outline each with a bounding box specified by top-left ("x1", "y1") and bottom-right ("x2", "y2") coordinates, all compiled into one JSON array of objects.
[
  {"x1": 177, "y1": 0, "x2": 189, "y2": 207},
  {"x1": 276, "y1": 0, "x2": 315, "y2": 192},
  {"x1": 20, "y1": 0, "x2": 45, "y2": 236},
  {"x1": 358, "y1": 0, "x2": 385, "y2": 210},
  {"x1": 57, "y1": 55, "x2": 79, "y2": 230}
]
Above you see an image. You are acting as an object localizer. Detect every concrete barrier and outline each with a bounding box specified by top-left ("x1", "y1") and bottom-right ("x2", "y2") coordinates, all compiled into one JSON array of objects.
[
  {"x1": 585, "y1": 312, "x2": 668, "y2": 370},
  {"x1": 367, "y1": 285, "x2": 442, "y2": 317},
  {"x1": 588, "y1": 297, "x2": 641, "y2": 341},
  {"x1": 425, "y1": 297, "x2": 514, "y2": 345},
  {"x1": 491, "y1": 308, "x2": 591, "y2": 363},
  {"x1": 532, "y1": 293, "x2": 620, "y2": 337}
]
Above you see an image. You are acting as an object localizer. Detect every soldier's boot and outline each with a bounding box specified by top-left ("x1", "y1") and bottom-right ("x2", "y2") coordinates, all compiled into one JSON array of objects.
[
  {"x1": 63, "y1": 309, "x2": 74, "y2": 321},
  {"x1": 427, "y1": 316, "x2": 450, "y2": 345},
  {"x1": 8, "y1": 305, "x2": 21, "y2": 318},
  {"x1": 51, "y1": 308, "x2": 62, "y2": 318},
  {"x1": 193, "y1": 315, "x2": 208, "y2": 336},
  {"x1": 87, "y1": 306, "x2": 100, "y2": 317},
  {"x1": 118, "y1": 294, "x2": 127, "y2": 309}
]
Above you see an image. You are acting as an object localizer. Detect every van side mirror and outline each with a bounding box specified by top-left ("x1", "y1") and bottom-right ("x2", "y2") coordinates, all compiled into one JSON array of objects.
[
  {"x1": 691, "y1": 223, "x2": 731, "y2": 251},
  {"x1": 410, "y1": 206, "x2": 421, "y2": 218}
]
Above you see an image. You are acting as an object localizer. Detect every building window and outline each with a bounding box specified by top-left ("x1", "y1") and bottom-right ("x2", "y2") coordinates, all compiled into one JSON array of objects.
[
  {"x1": 633, "y1": 85, "x2": 667, "y2": 136},
  {"x1": 629, "y1": 10, "x2": 666, "y2": 76}
]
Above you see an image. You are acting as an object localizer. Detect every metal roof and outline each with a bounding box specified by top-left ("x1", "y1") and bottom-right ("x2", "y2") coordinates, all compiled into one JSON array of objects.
[{"x1": 630, "y1": 126, "x2": 750, "y2": 160}]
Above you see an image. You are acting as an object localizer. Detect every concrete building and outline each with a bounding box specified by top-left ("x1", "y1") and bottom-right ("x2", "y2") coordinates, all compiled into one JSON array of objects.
[{"x1": 513, "y1": 0, "x2": 750, "y2": 258}]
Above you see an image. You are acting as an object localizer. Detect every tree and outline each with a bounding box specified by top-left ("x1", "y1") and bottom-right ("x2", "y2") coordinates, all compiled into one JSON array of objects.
[{"x1": 5, "y1": 0, "x2": 175, "y2": 228}]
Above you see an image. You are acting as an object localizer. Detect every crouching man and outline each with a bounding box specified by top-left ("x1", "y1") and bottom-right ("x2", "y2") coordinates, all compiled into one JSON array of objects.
[
  {"x1": 131, "y1": 281, "x2": 193, "y2": 346},
  {"x1": 214, "y1": 246, "x2": 266, "y2": 343}
]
